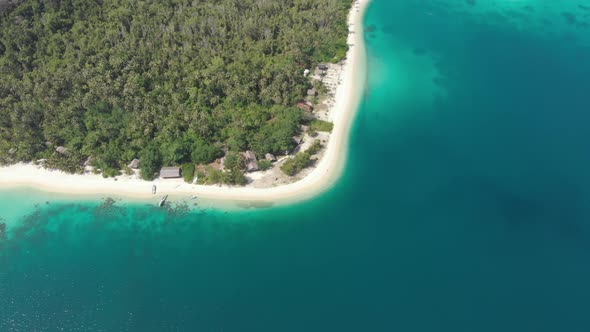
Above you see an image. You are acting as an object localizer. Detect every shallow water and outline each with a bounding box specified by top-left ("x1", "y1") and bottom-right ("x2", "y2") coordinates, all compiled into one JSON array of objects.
[{"x1": 2, "y1": 0, "x2": 590, "y2": 330}]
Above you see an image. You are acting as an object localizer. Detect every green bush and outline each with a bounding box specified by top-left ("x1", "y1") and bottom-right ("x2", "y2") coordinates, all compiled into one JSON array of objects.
[
  {"x1": 123, "y1": 166, "x2": 133, "y2": 175},
  {"x1": 139, "y1": 144, "x2": 162, "y2": 181},
  {"x1": 280, "y1": 141, "x2": 321, "y2": 176},
  {"x1": 226, "y1": 169, "x2": 247, "y2": 186},
  {"x1": 207, "y1": 168, "x2": 223, "y2": 184},
  {"x1": 281, "y1": 152, "x2": 310, "y2": 176},
  {"x1": 307, "y1": 140, "x2": 322, "y2": 155},
  {"x1": 280, "y1": 159, "x2": 297, "y2": 176},
  {"x1": 310, "y1": 119, "x2": 334, "y2": 132},
  {"x1": 182, "y1": 163, "x2": 195, "y2": 183},
  {"x1": 196, "y1": 171, "x2": 206, "y2": 184},
  {"x1": 307, "y1": 128, "x2": 318, "y2": 137},
  {"x1": 191, "y1": 140, "x2": 224, "y2": 164},
  {"x1": 102, "y1": 167, "x2": 121, "y2": 178},
  {"x1": 257, "y1": 159, "x2": 272, "y2": 171},
  {"x1": 224, "y1": 152, "x2": 243, "y2": 170}
]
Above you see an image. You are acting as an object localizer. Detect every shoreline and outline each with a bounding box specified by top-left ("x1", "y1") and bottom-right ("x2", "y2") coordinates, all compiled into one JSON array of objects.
[{"x1": 0, "y1": 0, "x2": 370, "y2": 208}]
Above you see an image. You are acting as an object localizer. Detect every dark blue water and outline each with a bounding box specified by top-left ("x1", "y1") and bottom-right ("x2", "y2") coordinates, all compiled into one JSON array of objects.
[{"x1": 2, "y1": 0, "x2": 590, "y2": 330}]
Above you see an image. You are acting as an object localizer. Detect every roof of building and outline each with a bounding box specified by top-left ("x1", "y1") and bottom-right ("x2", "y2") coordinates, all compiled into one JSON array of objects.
[
  {"x1": 128, "y1": 158, "x2": 140, "y2": 169},
  {"x1": 265, "y1": 153, "x2": 276, "y2": 161},
  {"x1": 244, "y1": 150, "x2": 256, "y2": 160},
  {"x1": 297, "y1": 102, "x2": 313, "y2": 112},
  {"x1": 160, "y1": 166, "x2": 181, "y2": 178},
  {"x1": 243, "y1": 151, "x2": 258, "y2": 172}
]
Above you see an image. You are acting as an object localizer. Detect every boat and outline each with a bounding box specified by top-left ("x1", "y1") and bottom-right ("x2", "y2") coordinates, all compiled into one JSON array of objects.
[
  {"x1": 158, "y1": 194, "x2": 168, "y2": 207},
  {"x1": 189, "y1": 195, "x2": 197, "y2": 199}
]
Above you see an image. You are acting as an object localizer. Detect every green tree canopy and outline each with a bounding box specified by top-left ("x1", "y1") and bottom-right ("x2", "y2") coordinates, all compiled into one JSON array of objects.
[{"x1": 0, "y1": 0, "x2": 351, "y2": 179}]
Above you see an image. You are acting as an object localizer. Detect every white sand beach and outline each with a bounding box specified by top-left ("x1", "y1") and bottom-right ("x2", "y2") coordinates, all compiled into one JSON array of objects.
[{"x1": 0, "y1": 0, "x2": 370, "y2": 207}]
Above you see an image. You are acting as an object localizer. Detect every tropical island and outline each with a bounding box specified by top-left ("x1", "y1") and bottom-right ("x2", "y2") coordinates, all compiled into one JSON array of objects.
[{"x1": 0, "y1": 0, "x2": 368, "y2": 203}]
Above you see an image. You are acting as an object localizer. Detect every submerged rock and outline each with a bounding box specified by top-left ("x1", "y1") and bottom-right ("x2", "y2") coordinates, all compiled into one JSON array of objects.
[{"x1": 0, "y1": 221, "x2": 6, "y2": 240}]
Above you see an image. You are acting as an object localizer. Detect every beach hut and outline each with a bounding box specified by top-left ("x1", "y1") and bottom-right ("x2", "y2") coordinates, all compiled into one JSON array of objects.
[
  {"x1": 243, "y1": 151, "x2": 258, "y2": 172},
  {"x1": 296, "y1": 101, "x2": 313, "y2": 112},
  {"x1": 265, "y1": 153, "x2": 276, "y2": 162},
  {"x1": 55, "y1": 146, "x2": 68, "y2": 155},
  {"x1": 160, "y1": 167, "x2": 181, "y2": 178},
  {"x1": 128, "y1": 158, "x2": 140, "y2": 169}
]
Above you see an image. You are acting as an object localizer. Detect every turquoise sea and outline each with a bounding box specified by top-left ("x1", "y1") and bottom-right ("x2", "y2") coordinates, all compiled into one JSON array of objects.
[{"x1": 2, "y1": 0, "x2": 590, "y2": 330}]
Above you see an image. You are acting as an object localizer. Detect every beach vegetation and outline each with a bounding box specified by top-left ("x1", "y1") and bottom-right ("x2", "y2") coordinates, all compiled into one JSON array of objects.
[
  {"x1": 225, "y1": 168, "x2": 248, "y2": 186},
  {"x1": 102, "y1": 168, "x2": 121, "y2": 178},
  {"x1": 280, "y1": 140, "x2": 322, "y2": 176},
  {"x1": 223, "y1": 152, "x2": 243, "y2": 171},
  {"x1": 182, "y1": 163, "x2": 196, "y2": 183},
  {"x1": 313, "y1": 81, "x2": 330, "y2": 96},
  {"x1": 191, "y1": 140, "x2": 223, "y2": 165},
  {"x1": 307, "y1": 128, "x2": 318, "y2": 137},
  {"x1": 195, "y1": 171, "x2": 206, "y2": 184},
  {"x1": 123, "y1": 167, "x2": 133, "y2": 176},
  {"x1": 309, "y1": 119, "x2": 334, "y2": 132},
  {"x1": 308, "y1": 140, "x2": 323, "y2": 155},
  {"x1": 139, "y1": 144, "x2": 162, "y2": 181},
  {"x1": 206, "y1": 168, "x2": 224, "y2": 185},
  {"x1": 0, "y1": 0, "x2": 351, "y2": 178},
  {"x1": 257, "y1": 159, "x2": 273, "y2": 171}
]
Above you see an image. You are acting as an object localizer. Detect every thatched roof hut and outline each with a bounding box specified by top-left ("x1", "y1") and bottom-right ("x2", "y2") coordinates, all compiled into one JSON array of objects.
[
  {"x1": 243, "y1": 151, "x2": 258, "y2": 172},
  {"x1": 128, "y1": 158, "x2": 140, "y2": 169},
  {"x1": 160, "y1": 167, "x2": 181, "y2": 178},
  {"x1": 297, "y1": 101, "x2": 313, "y2": 112}
]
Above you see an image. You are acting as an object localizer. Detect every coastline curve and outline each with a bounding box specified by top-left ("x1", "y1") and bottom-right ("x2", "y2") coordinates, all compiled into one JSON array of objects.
[{"x1": 0, "y1": 0, "x2": 371, "y2": 208}]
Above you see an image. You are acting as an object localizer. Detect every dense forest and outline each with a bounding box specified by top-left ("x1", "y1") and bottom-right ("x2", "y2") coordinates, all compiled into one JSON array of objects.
[{"x1": 0, "y1": 0, "x2": 350, "y2": 179}]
